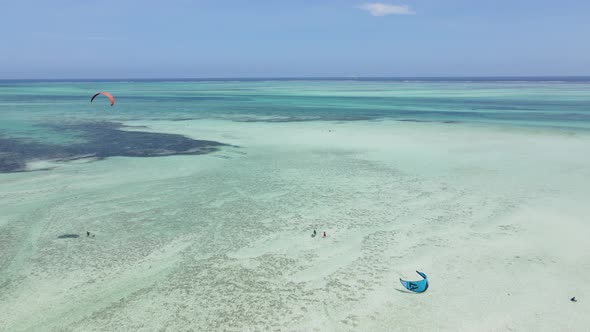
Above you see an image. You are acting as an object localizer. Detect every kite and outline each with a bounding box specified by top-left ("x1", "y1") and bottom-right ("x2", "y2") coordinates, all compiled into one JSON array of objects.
[
  {"x1": 400, "y1": 271, "x2": 428, "y2": 293},
  {"x1": 91, "y1": 91, "x2": 115, "y2": 106}
]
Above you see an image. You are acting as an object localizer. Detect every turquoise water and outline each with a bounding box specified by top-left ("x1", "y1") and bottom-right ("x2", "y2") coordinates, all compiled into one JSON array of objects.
[
  {"x1": 2, "y1": 79, "x2": 589, "y2": 172},
  {"x1": 2, "y1": 79, "x2": 590, "y2": 330},
  {"x1": 1, "y1": 79, "x2": 590, "y2": 141}
]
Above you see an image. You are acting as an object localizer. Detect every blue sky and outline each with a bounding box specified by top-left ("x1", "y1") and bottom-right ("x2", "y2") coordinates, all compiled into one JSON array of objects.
[{"x1": 1, "y1": 0, "x2": 589, "y2": 78}]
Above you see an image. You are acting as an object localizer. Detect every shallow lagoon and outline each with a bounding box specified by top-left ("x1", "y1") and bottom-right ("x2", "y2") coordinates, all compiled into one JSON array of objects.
[{"x1": 1, "y1": 80, "x2": 589, "y2": 331}]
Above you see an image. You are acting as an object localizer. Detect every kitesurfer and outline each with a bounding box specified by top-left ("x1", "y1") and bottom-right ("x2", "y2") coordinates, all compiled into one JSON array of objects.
[{"x1": 312, "y1": 230, "x2": 317, "y2": 237}]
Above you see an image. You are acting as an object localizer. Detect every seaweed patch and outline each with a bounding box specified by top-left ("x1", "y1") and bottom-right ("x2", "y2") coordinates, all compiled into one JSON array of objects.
[
  {"x1": 0, "y1": 121, "x2": 228, "y2": 173},
  {"x1": 57, "y1": 234, "x2": 80, "y2": 239}
]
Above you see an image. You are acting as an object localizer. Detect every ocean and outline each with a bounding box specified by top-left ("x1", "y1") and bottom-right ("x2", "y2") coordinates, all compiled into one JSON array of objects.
[
  {"x1": 1, "y1": 78, "x2": 589, "y2": 331},
  {"x1": 2, "y1": 78, "x2": 590, "y2": 129}
]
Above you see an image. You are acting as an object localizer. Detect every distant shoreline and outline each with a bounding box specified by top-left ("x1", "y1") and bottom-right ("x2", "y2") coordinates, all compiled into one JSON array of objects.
[{"x1": 2, "y1": 76, "x2": 590, "y2": 83}]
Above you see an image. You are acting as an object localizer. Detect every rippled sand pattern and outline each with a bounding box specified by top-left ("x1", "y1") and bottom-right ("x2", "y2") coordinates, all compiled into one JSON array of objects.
[{"x1": 1, "y1": 120, "x2": 590, "y2": 331}]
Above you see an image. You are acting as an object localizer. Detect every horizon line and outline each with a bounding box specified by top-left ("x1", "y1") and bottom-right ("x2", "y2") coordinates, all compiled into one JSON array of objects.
[{"x1": 2, "y1": 75, "x2": 590, "y2": 82}]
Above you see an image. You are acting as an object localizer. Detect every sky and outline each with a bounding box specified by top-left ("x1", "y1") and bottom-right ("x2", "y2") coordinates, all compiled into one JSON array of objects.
[{"x1": 1, "y1": 0, "x2": 589, "y2": 78}]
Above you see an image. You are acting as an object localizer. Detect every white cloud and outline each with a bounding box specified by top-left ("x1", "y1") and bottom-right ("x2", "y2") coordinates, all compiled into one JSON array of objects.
[{"x1": 358, "y1": 3, "x2": 415, "y2": 16}]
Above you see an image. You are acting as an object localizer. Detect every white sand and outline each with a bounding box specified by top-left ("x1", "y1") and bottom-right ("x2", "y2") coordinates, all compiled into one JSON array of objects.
[{"x1": 1, "y1": 119, "x2": 589, "y2": 331}]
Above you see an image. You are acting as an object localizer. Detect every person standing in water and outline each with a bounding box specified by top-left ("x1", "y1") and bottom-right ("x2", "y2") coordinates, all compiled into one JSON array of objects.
[{"x1": 323, "y1": 231, "x2": 327, "y2": 238}]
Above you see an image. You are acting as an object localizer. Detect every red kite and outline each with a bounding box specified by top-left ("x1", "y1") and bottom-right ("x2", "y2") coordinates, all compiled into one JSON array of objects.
[{"x1": 91, "y1": 91, "x2": 115, "y2": 106}]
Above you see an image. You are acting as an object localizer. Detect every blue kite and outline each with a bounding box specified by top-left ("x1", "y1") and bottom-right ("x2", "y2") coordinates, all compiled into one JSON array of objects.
[{"x1": 400, "y1": 271, "x2": 429, "y2": 293}]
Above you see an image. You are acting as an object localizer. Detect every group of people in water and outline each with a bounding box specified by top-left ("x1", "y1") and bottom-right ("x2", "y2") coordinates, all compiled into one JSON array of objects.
[{"x1": 311, "y1": 229, "x2": 327, "y2": 238}]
